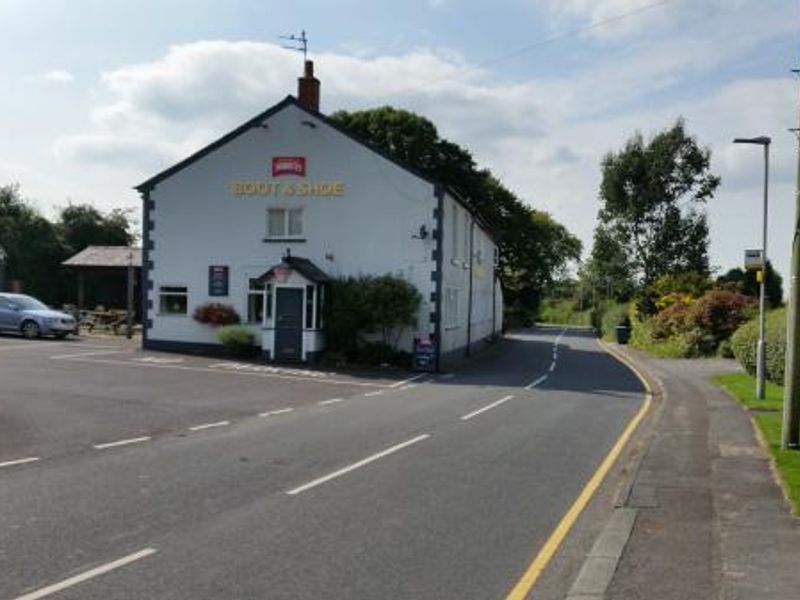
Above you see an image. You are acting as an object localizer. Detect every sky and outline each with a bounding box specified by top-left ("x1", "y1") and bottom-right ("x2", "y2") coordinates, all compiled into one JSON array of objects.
[{"x1": 0, "y1": 0, "x2": 798, "y2": 280}]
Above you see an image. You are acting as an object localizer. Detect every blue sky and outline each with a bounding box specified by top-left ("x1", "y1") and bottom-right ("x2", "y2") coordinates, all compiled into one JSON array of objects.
[{"x1": 1, "y1": 0, "x2": 798, "y2": 280}]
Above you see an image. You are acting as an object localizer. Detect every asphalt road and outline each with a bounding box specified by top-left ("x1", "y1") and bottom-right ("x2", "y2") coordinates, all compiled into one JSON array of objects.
[{"x1": 0, "y1": 328, "x2": 644, "y2": 599}]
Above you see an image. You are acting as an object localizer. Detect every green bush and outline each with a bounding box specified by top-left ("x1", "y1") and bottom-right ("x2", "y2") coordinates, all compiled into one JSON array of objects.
[
  {"x1": 217, "y1": 325, "x2": 255, "y2": 357},
  {"x1": 591, "y1": 301, "x2": 630, "y2": 340},
  {"x1": 537, "y1": 299, "x2": 592, "y2": 326},
  {"x1": 640, "y1": 288, "x2": 753, "y2": 357},
  {"x1": 323, "y1": 274, "x2": 420, "y2": 366},
  {"x1": 731, "y1": 308, "x2": 786, "y2": 385}
]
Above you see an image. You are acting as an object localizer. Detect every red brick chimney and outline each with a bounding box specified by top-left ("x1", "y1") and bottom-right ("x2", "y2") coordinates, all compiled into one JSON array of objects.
[{"x1": 297, "y1": 60, "x2": 320, "y2": 112}]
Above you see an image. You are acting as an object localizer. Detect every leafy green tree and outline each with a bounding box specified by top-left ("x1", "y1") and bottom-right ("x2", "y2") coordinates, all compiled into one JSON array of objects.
[
  {"x1": 330, "y1": 107, "x2": 581, "y2": 312},
  {"x1": 717, "y1": 261, "x2": 783, "y2": 307},
  {"x1": 58, "y1": 204, "x2": 135, "y2": 255},
  {"x1": 597, "y1": 119, "x2": 719, "y2": 286},
  {"x1": 0, "y1": 184, "x2": 65, "y2": 303},
  {"x1": 0, "y1": 184, "x2": 137, "y2": 305}
]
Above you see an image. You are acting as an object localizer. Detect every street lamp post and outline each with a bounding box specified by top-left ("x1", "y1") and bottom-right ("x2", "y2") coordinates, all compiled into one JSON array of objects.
[{"x1": 734, "y1": 136, "x2": 771, "y2": 400}]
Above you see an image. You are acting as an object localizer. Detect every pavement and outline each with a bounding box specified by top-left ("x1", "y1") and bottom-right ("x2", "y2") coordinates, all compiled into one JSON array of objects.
[
  {"x1": 0, "y1": 328, "x2": 646, "y2": 599},
  {"x1": 589, "y1": 344, "x2": 800, "y2": 600}
]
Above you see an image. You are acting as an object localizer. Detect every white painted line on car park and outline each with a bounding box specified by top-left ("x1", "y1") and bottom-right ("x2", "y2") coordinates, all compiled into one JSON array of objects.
[
  {"x1": 0, "y1": 456, "x2": 41, "y2": 469},
  {"x1": 188, "y1": 420, "x2": 230, "y2": 432},
  {"x1": 208, "y1": 361, "x2": 332, "y2": 378},
  {"x1": 285, "y1": 433, "x2": 431, "y2": 495},
  {"x1": 0, "y1": 342, "x2": 115, "y2": 352},
  {"x1": 133, "y1": 356, "x2": 185, "y2": 364},
  {"x1": 318, "y1": 398, "x2": 343, "y2": 406},
  {"x1": 258, "y1": 408, "x2": 294, "y2": 417},
  {"x1": 460, "y1": 395, "x2": 515, "y2": 421},
  {"x1": 549, "y1": 362, "x2": 556, "y2": 372},
  {"x1": 525, "y1": 374, "x2": 548, "y2": 390},
  {"x1": 399, "y1": 384, "x2": 418, "y2": 391},
  {"x1": 388, "y1": 372, "x2": 428, "y2": 388},
  {"x1": 49, "y1": 356, "x2": 391, "y2": 387},
  {"x1": 364, "y1": 390, "x2": 383, "y2": 397},
  {"x1": 93, "y1": 436, "x2": 151, "y2": 450},
  {"x1": 11, "y1": 547, "x2": 157, "y2": 600},
  {"x1": 50, "y1": 349, "x2": 130, "y2": 360}
]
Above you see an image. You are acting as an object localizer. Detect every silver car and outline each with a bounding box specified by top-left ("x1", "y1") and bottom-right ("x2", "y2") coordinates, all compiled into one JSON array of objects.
[{"x1": 0, "y1": 293, "x2": 78, "y2": 339}]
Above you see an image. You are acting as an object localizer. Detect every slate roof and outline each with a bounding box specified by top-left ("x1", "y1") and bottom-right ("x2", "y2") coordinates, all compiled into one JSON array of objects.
[{"x1": 62, "y1": 246, "x2": 142, "y2": 268}]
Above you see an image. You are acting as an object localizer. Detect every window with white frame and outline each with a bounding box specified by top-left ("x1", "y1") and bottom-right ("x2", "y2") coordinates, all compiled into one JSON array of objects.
[
  {"x1": 158, "y1": 286, "x2": 187, "y2": 315},
  {"x1": 444, "y1": 287, "x2": 459, "y2": 328},
  {"x1": 266, "y1": 208, "x2": 303, "y2": 239},
  {"x1": 247, "y1": 279, "x2": 271, "y2": 324}
]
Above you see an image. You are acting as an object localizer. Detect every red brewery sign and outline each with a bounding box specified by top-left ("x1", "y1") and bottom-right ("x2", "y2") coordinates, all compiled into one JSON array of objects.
[{"x1": 272, "y1": 157, "x2": 306, "y2": 177}]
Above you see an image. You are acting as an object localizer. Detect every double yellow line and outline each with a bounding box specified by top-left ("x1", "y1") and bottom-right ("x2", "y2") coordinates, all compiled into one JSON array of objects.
[{"x1": 504, "y1": 340, "x2": 654, "y2": 600}]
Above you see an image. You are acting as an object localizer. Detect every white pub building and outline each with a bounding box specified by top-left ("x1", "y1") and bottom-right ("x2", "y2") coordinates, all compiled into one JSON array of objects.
[{"x1": 136, "y1": 61, "x2": 503, "y2": 369}]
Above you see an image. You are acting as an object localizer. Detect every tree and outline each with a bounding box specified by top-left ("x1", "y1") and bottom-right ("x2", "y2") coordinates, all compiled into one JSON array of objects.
[
  {"x1": 0, "y1": 184, "x2": 64, "y2": 303},
  {"x1": 717, "y1": 261, "x2": 783, "y2": 308},
  {"x1": 0, "y1": 184, "x2": 137, "y2": 305},
  {"x1": 330, "y1": 107, "x2": 581, "y2": 312},
  {"x1": 58, "y1": 204, "x2": 135, "y2": 255},
  {"x1": 596, "y1": 119, "x2": 719, "y2": 286}
]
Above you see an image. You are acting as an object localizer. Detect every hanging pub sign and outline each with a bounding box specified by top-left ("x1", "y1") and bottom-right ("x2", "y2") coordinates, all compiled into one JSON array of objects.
[
  {"x1": 744, "y1": 249, "x2": 764, "y2": 271},
  {"x1": 208, "y1": 265, "x2": 229, "y2": 296}
]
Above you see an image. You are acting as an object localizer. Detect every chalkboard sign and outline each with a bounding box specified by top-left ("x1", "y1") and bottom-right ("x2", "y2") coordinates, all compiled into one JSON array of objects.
[
  {"x1": 208, "y1": 265, "x2": 229, "y2": 296},
  {"x1": 413, "y1": 338, "x2": 437, "y2": 372}
]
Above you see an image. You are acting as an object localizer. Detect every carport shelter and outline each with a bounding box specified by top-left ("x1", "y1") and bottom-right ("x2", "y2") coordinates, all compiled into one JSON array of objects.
[{"x1": 62, "y1": 246, "x2": 142, "y2": 317}]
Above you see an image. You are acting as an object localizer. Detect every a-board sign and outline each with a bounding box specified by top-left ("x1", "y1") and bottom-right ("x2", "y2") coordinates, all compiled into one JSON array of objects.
[
  {"x1": 413, "y1": 338, "x2": 437, "y2": 372},
  {"x1": 744, "y1": 249, "x2": 764, "y2": 271},
  {"x1": 208, "y1": 265, "x2": 229, "y2": 296}
]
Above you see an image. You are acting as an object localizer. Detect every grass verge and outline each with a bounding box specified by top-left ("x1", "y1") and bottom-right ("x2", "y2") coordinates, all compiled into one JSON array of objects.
[
  {"x1": 711, "y1": 371, "x2": 800, "y2": 514},
  {"x1": 711, "y1": 372, "x2": 783, "y2": 411}
]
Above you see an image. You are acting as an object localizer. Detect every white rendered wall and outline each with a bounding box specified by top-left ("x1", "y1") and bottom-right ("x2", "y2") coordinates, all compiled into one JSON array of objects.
[
  {"x1": 439, "y1": 193, "x2": 503, "y2": 359},
  {"x1": 146, "y1": 103, "x2": 438, "y2": 352}
]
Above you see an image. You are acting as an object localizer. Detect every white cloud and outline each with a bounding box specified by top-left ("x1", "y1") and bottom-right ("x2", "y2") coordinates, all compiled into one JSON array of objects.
[{"x1": 28, "y1": 69, "x2": 74, "y2": 84}]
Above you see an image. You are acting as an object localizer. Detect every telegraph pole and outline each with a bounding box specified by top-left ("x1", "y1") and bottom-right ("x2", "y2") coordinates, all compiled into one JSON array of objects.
[{"x1": 783, "y1": 70, "x2": 800, "y2": 449}]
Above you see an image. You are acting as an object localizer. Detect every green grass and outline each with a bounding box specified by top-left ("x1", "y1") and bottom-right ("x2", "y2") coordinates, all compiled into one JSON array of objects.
[
  {"x1": 753, "y1": 413, "x2": 800, "y2": 515},
  {"x1": 711, "y1": 371, "x2": 800, "y2": 514},
  {"x1": 711, "y1": 372, "x2": 784, "y2": 411}
]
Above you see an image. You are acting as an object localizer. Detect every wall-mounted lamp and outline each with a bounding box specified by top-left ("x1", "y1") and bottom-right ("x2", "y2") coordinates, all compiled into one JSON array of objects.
[
  {"x1": 258, "y1": 123, "x2": 270, "y2": 129},
  {"x1": 301, "y1": 120, "x2": 317, "y2": 128},
  {"x1": 325, "y1": 252, "x2": 335, "y2": 262},
  {"x1": 412, "y1": 225, "x2": 429, "y2": 240}
]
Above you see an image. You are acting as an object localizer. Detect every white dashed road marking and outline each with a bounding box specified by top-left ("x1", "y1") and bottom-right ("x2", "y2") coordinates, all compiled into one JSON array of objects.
[
  {"x1": 364, "y1": 390, "x2": 383, "y2": 397},
  {"x1": 11, "y1": 547, "x2": 157, "y2": 600},
  {"x1": 188, "y1": 420, "x2": 230, "y2": 432},
  {"x1": 388, "y1": 372, "x2": 428, "y2": 388},
  {"x1": 460, "y1": 395, "x2": 515, "y2": 421},
  {"x1": 525, "y1": 374, "x2": 548, "y2": 390},
  {"x1": 286, "y1": 434, "x2": 431, "y2": 495},
  {"x1": 318, "y1": 398, "x2": 343, "y2": 406},
  {"x1": 258, "y1": 408, "x2": 294, "y2": 417},
  {"x1": 0, "y1": 456, "x2": 41, "y2": 468},
  {"x1": 93, "y1": 436, "x2": 151, "y2": 450}
]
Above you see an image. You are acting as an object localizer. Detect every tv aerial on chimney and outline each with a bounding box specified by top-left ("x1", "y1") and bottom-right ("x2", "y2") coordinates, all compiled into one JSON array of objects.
[{"x1": 280, "y1": 30, "x2": 308, "y2": 61}]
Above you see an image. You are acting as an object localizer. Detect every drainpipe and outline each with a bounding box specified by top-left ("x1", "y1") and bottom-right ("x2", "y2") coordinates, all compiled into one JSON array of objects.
[{"x1": 466, "y1": 219, "x2": 474, "y2": 357}]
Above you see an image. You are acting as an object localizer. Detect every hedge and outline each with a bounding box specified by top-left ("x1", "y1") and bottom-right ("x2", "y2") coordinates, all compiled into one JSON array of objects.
[{"x1": 731, "y1": 308, "x2": 786, "y2": 385}]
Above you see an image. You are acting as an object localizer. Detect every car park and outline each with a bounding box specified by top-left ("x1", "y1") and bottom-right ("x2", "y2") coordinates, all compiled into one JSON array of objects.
[{"x1": 0, "y1": 293, "x2": 77, "y2": 339}]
